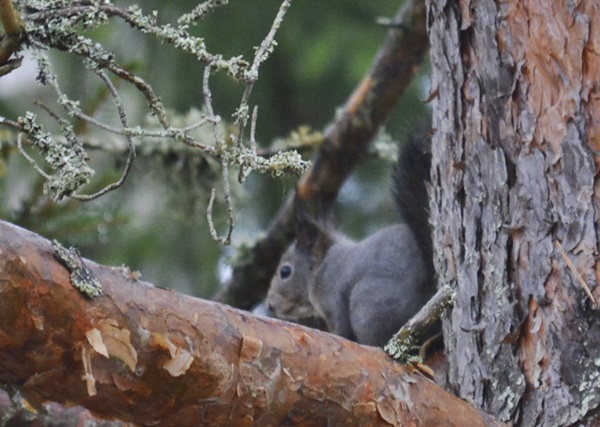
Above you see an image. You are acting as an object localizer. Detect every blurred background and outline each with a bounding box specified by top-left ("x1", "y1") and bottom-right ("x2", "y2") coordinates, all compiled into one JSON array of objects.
[{"x1": 0, "y1": 0, "x2": 429, "y2": 302}]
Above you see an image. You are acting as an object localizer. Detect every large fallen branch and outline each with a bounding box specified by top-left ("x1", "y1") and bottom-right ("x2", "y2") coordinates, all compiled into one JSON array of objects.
[{"x1": 0, "y1": 219, "x2": 503, "y2": 426}]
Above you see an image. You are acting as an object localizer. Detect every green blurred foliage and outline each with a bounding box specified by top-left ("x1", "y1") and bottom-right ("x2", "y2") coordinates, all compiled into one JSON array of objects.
[{"x1": 0, "y1": 0, "x2": 429, "y2": 302}]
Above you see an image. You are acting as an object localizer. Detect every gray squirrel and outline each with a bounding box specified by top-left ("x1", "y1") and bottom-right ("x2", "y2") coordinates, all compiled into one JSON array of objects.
[{"x1": 266, "y1": 129, "x2": 435, "y2": 346}]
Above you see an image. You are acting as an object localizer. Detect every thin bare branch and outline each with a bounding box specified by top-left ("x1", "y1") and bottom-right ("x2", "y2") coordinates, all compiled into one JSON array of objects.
[
  {"x1": 178, "y1": 0, "x2": 229, "y2": 25},
  {"x1": 17, "y1": 133, "x2": 51, "y2": 179},
  {"x1": 233, "y1": 0, "x2": 293, "y2": 148},
  {"x1": 219, "y1": 155, "x2": 235, "y2": 245},
  {"x1": 385, "y1": 285, "x2": 455, "y2": 362},
  {"x1": 0, "y1": 115, "x2": 22, "y2": 131},
  {"x1": 238, "y1": 105, "x2": 259, "y2": 183},
  {"x1": 71, "y1": 70, "x2": 136, "y2": 201},
  {"x1": 25, "y1": 3, "x2": 249, "y2": 79}
]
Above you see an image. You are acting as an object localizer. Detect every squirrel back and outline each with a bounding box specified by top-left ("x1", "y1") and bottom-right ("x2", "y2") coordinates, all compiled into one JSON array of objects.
[{"x1": 266, "y1": 128, "x2": 434, "y2": 346}]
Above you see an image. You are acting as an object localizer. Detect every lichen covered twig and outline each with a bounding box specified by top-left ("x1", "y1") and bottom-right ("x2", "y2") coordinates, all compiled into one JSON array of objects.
[{"x1": 2, "y1": 0, "x2": 301, "y2": 240}]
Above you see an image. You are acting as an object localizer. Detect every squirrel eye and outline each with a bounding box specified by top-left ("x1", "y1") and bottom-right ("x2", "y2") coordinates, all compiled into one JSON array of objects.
[{"x1": 279, "y1": 265, "x2": 292, "y2": 279}]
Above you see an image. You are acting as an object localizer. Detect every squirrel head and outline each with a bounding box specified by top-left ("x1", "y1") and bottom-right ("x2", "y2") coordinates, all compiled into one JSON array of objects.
[
  {"x1": 266, "y1": 242, "x2": 316, "y2": 321},
  {"x1": 266, "y1": 215, "x2": 335, "y2": 323}
]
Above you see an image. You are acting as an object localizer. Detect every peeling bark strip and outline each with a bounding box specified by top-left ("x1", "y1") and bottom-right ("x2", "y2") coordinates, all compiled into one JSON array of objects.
[
  {"x1": 0, "y1": 220, "x2": 504, "y2": 426},
  {"x1": 428, "y1": 0, "x2": 600, "y2": 425}
]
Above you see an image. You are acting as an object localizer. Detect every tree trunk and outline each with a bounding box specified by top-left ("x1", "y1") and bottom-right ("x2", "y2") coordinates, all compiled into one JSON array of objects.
[
  {"x1": 0, "y1": 219, "x2": 503, "y2": 426},
  {"x1": 428, "y1": 0, "x2": 600, "y2": 425}
]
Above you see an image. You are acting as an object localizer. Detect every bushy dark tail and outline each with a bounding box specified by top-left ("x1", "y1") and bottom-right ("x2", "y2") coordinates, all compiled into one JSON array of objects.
[{"x1": 393, "y1": 126, "x2": 433, "y2": 272}]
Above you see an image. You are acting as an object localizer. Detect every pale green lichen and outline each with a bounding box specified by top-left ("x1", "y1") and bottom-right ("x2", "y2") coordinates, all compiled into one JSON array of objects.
[
  {"x1": 18, "y1": 112, "x2": 94, "y2": 200},
  {"x1": 52, "y1": 239, "x2": 103, "y2": 298},
  {"x1": 178, "y1": 0, "x2": 229, "y2": 25},
  {"x1": 10, "y1": 0, "x2": 295, "y2": 242},
  {"x1": 258, "y1": 150, "x2": 309, "y2": 178},
  {"x1": 384, "y1": 327, "x2": 418, "y2": 363}
]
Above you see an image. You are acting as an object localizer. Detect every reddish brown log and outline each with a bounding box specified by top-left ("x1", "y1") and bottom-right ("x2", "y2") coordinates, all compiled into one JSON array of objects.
[{"x1": 0, "y1": 219, "x2": 503, "y2": 426}]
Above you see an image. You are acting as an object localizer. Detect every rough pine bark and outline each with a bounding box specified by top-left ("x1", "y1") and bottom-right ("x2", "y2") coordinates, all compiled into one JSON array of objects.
[{"x1": 428, "y1": 0, "x2": 600, "y2": 425}]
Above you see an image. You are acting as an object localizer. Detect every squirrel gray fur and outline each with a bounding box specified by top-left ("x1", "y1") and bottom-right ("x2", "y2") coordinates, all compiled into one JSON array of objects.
[{"x1": 266, "y1": 128, "x2": 434, "y2": 347}]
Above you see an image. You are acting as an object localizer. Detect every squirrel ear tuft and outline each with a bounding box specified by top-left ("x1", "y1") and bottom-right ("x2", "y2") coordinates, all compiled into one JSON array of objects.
[
  {"x1": 295, "y1": 216, "x2": 322, "y2": 252},
  {"x1": 293, "y1": 195, "x2": 334, "y2": 260}
]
